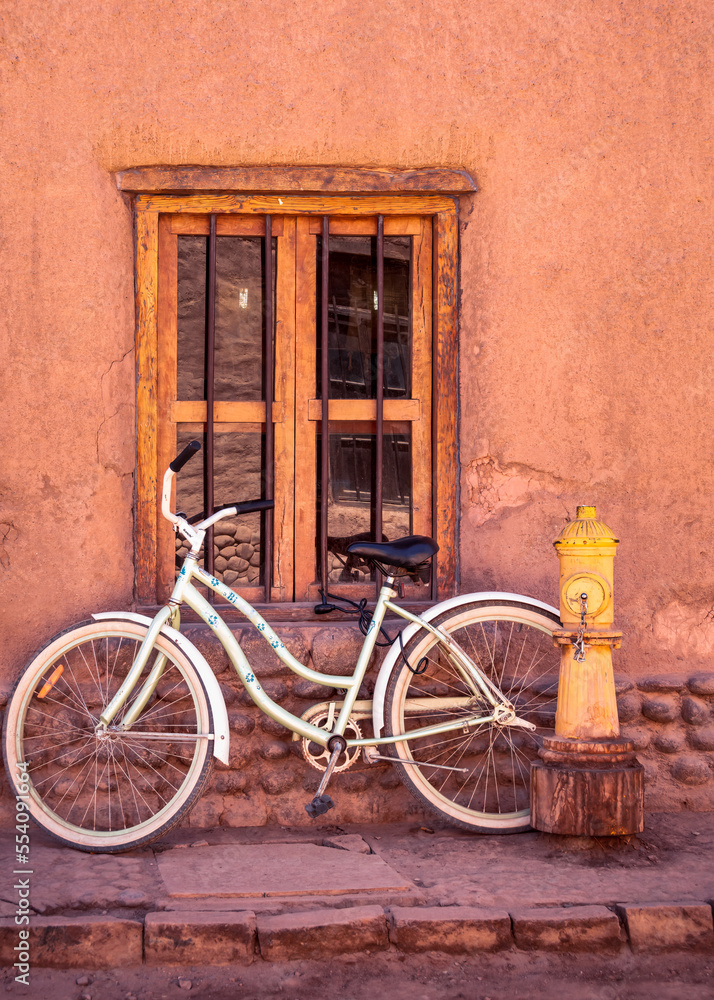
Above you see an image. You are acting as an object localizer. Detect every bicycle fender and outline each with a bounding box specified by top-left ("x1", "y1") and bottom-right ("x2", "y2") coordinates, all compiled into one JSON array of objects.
[
  {"x1": 92, "y1": 611, "x2": 230, "y2": 765},
  {"x1": 371, "y1": 592, "x2": 560, "y2": 738}
]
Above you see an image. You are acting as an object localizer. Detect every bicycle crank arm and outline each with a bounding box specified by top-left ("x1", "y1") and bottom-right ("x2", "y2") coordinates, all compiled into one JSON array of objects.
[{"x1": 363, "y1": 750, "x2": 468, "y2": 773}]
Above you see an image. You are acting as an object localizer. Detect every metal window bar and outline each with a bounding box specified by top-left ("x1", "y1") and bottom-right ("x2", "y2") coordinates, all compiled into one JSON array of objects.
[
  {"x1": 320, "y1": 216, "x2": 330, "y2": 597},
  {"x1": 205, "y1": 214, "x2": 217, "y2": 594},
  {"x1": 374, "y1": 215, "x2": 385, "y2": 581},
  {"x1": 264, "y1": 214, "x2": 273, "y2": 601}
]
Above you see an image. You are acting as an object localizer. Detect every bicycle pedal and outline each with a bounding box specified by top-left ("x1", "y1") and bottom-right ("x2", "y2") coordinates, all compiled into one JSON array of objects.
[{"x1": 304, "y1": 794, "x2": 335, "y2": 819}]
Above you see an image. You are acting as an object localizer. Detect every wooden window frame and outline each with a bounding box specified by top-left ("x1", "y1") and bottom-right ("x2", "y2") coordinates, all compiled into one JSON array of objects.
[{"x1": 124, "y1": 167, "x2": 475, "y2": 609}]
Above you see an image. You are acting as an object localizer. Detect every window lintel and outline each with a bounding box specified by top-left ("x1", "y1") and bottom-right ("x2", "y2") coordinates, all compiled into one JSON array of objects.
[{"x1": 115, "y1": 165, "x2": 477, "y2": 196}]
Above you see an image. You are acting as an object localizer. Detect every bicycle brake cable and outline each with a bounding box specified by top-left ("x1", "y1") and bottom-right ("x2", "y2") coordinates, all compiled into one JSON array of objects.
[
  {"x1": 315, "y1": 590, "x2": 395, "y2": 647},
  {"x1": 397, "y1": 628, "x2": 428, "y2": 675}
]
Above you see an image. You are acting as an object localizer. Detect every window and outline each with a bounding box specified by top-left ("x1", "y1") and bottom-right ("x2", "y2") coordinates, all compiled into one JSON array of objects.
[{"x1": 126, "y1": 168, "x2": 473, "y2": 606}]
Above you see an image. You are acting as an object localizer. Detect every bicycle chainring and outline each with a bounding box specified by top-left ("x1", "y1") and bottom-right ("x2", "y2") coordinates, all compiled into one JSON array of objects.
[{"x1": 300, "y1": 713, "x2": 362, "y2": 772}]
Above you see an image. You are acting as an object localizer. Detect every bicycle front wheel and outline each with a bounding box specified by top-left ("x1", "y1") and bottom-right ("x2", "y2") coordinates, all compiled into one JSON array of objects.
[
  {"x1": 383, "y1": 599, "x2": 560, "y2": 833},
  {"x1": 3, "y1": 619, "x2": 214, "y2": 853}
]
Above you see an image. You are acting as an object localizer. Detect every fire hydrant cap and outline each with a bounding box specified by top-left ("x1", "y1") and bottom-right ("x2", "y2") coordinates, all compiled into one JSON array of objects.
[{"x1": 553, "y1": 506, "x2": 619, "y2": 546}]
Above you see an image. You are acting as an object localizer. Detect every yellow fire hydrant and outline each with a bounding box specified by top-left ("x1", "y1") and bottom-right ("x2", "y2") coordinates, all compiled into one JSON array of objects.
[
  {"x1": 553, "y1": 505, "x2": 621, "y2": 738},
  {"x1": 530, "y1": 506, "x2": 644, "y2": 837}
]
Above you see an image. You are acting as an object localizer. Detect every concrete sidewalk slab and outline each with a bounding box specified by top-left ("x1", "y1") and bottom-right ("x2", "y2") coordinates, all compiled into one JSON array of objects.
[
  {"x1": 322, "y1": 834, "x2": 371, "y2": 854},
  {"x1": 156, "y1": 842, "x2": 411, "y2": 897}
]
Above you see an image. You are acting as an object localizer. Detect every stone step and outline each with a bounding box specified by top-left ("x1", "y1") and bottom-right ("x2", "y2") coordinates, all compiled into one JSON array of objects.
[{"x1": 2, "y1": 901, "x2": 712, "y2": 968}]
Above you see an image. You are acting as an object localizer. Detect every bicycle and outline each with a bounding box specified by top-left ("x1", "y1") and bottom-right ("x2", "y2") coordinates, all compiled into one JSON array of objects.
[{"x1": 3, "y1": 441, "x2": 561, "y2": 853}]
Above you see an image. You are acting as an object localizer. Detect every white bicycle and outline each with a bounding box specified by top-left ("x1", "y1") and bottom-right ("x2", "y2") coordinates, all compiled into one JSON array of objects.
[{"x1": 3, "y1": 441, "x2": 561, "y2": 852}]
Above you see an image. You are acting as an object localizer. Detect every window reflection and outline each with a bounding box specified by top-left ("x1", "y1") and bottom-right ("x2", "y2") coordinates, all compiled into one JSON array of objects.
[
  {"x1": 318, "y1": 425, "x2": 414, "y2": 586},
  {"x1": 175, "y1": 234, "x2": 274, "y2": 592},
  {"x1": 315, "y1": 234, "x2": 417, "y2": 588},
  {"x1": 177, "y1": 235, "x2": 275, "y2": 402},
  {"x1": 316, "y1": 236, "x2": 411, "y2": 400},
  {"x1": 174, "y1": 427, "x2": 265, "y2": 588}
]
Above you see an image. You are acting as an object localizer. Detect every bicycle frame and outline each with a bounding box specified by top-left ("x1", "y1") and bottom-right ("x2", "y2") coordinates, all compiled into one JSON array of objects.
[
  {"x1": 99, "y1": 447, "x2": 527, "y2": 752},
  {"x1": 99, "y1": 552, "x2": 518, "y2": 752}
]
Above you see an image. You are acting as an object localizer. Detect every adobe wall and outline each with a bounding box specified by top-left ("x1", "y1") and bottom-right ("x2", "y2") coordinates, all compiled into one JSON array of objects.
[{"x1": 1, "y1": 1, "x2": 712, "y2": 819}]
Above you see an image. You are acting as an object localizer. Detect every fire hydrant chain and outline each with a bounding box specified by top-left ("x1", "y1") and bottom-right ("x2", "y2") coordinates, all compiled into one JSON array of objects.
[{"x1": 572, "y1": 592, "x2": 588, "y2": 662}]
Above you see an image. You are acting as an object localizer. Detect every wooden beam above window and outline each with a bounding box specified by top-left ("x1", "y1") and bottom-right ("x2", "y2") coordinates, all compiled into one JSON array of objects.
[{"x1": 115, "y1": 165, "x2": 477, "y2": 196}]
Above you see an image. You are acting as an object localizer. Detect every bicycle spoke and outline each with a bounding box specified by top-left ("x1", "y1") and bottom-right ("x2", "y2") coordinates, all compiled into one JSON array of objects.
[
  {"x1": 114, "y1": 744, "x2": 158, "y2": 823},
  {"x1": 497, "y1": 621, "x2": 514, "y2": 691},
  {"x1": 76, "y1": 641, "x2": 108, "y2": 710},
  {"x1": 41, "y1": 674, "x2": 96, "y2": 722}
]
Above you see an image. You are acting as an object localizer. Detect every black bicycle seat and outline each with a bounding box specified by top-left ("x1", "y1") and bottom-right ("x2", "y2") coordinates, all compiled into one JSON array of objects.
[{"x1": 346, "y1": 535, "x2": 438, "y2": 570}]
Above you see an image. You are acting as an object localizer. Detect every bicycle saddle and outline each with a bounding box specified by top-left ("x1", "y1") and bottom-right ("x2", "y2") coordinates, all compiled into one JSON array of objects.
[{"x1": 346, "y1": 535, "x2": 438, "y2": 570}]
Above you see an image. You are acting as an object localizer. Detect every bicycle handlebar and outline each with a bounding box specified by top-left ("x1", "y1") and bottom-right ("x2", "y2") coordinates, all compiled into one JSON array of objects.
[
  {"x1": 169, "y1": 439, "x2": 201, "y2": 473},
  {"x1": 187, "y1": 499, "x2": 275, "y2": 525},
  {"x1": 162, "y1": 443, "x2": 274, "y2": 535}
]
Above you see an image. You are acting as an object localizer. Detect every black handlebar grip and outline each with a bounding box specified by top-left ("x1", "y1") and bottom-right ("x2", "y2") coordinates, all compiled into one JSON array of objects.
[
  {"x1": 169, "y1": 440, "x2": 201, "y2": 473},
  {"x1": 234, "y1": 499, "x2": 275, "y2": 514}
]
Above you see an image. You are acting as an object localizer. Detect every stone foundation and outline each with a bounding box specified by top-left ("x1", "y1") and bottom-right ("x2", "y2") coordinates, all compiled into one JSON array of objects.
[{"x1": 616, "y1": 671, "x2": 714, "y2": 811}]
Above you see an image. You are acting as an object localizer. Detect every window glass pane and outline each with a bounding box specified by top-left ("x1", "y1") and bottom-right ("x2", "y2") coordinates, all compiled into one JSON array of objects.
[
  {"x1": 174, "y1": 427, "x2": 265, "y2": 589},
  {"x1": 316, "y1": 236, "x2": 411, "y2": 400},
  {"x1": 216, "y1": 237, "x2": 275, "y2": 402},
  {"x1": 317, "y1": 422, "x2": 428, "y2": 588},
  {"x1": 177, "y1": 236, "x2": 276, "y2": 403},
  {"x1": 176, "y1": 236, "x2": 206, "y2": 401}
]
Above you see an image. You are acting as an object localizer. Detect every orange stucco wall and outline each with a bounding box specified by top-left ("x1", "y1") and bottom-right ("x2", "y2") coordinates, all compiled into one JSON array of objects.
[{"x1": 1, "y1": 0, "x2": 711, "y2": 686}]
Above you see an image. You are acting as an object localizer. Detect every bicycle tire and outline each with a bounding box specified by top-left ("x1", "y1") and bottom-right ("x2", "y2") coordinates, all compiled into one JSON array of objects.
[
  {"x1": 383, "y1": 599, "x2": 560, "y2": 833},
  {"x1": 3, "y1": 619, "x2": 214, "y2": 853}
]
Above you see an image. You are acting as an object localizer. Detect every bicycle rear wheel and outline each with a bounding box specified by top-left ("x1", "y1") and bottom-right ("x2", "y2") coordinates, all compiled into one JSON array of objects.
[
  {"x1": 3, "y1": 619, "x2": 214, "y2": 853},
  {"x1": 383, "y1": 599, "x2": 560, "y2": 833}
]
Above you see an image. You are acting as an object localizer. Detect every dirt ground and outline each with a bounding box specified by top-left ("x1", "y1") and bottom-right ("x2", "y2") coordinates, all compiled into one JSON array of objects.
[{"x1": 2, "y1": 951, "x2": 713, "y2": 1000}]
